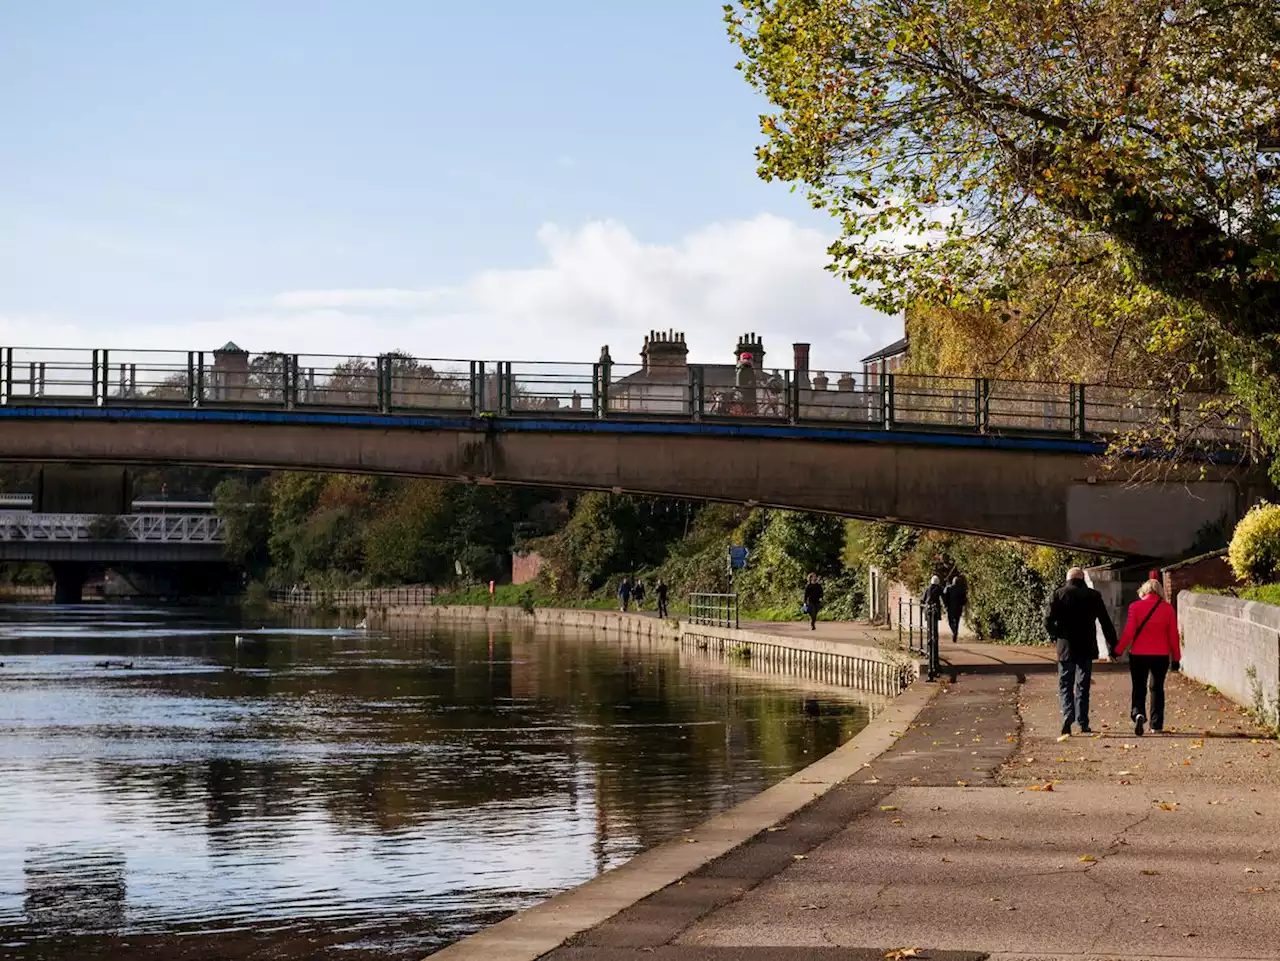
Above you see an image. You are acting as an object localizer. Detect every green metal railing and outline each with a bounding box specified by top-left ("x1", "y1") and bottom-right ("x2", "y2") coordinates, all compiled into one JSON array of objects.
[
  {"x1": 0, "y1": 346, "x2": 1248, "y2": 450},
  {"x1": 688, "y1": 592, "x2": 740, "y2": 629}
]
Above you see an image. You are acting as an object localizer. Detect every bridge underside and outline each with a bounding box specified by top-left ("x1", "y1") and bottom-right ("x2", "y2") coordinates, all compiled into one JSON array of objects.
[
  {"x1": 0, "y1": 543, "x2": 224, "y2": 563},
  {"x1": 0, "y1": 411, "x2": 1264, "y2": 558}
]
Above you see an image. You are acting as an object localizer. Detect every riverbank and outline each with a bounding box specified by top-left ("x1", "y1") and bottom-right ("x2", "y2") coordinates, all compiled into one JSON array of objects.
[
  {"x1": 376, "y1": 605, "x2": 917, "y2": 696},
  {"x1": 429, "y1": 620, "x2": 1280, "y2": 961}
]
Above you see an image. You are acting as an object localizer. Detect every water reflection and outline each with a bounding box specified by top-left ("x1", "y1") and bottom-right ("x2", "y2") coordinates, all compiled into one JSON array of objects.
[{"x1": 0, "y1": 606, "x2": 874, "y2": 959}]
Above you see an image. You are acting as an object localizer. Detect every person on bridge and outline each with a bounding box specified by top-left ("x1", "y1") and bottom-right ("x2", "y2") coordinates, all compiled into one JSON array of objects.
[
  {"x1": 655, "y1": 579, "x2": 670, "y2": 619},
  {"x1": 921, "y1": 575, "x2": 944, "y2": 653},
  {"x1": 802, "y1": 573, "x2": 823, "y2": 630},
  {"x1": 1114, "y1": 577, "x2": 1181, "y2": 736},
  {"x1": 1046, "y1": 567, "x2": 1118, "y2": 736},
  {"x1": 618, "y1": 577, "x2": 632, "y2": 612},
  {"x1": 943, "y1": 573, "x2": 967, "y2": 643}
]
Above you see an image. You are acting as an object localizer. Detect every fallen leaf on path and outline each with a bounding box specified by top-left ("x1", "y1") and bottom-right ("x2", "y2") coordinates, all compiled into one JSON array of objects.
[
  {"x1": 800, "y1": 903, "x2": 824, "y2": 910},
  {"x1": 1158, "y1": 803, "x2": 1178, "y2": 812},
  {"x1": 1079, "y1": 855, "x2": 1098, "y2": 863},
  {"x1": 1056, "y1": 734, "x2": 1071, "y2": 742},
  {"x1": 880, "y1": 805, "x2": 900, "y2": 812},
  {"x1": 682, "y1": 838, "x2": 698, "y2": 843},
  {"x1": 885, "y1": 949, "x2": 924, "y2": 960},
  {"x1": 792, "y1": 854, "x2": 807, "y2": 860},
  {"x1": 1141, "y1": 869, "x2": 1159, "y2": 876}
]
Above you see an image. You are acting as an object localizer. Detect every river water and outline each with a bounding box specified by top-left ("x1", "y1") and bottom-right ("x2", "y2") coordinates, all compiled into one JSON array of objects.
[{"x1": 0, "y1": 605, "x2": 876, "y2": 960}]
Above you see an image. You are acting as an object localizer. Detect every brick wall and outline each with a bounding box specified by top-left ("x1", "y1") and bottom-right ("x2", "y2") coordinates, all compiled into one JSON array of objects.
[
  {"x1": 511, "y1": 551, "x2": 543, "y2": 585},
  {"x1": 1161, "y1": 552, "x2": 1239, "y2": 604}
]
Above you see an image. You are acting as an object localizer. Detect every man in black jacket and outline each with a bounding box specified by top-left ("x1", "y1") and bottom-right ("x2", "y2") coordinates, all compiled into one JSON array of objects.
[{"x1": 1046, "y1": 567, "x2": 1118, "y2": 736}]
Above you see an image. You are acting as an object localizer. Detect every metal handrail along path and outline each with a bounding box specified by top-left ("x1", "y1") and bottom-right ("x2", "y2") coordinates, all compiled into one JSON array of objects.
[{"x1": 688, "y1": 592, "x2": 740, "y2": 629}]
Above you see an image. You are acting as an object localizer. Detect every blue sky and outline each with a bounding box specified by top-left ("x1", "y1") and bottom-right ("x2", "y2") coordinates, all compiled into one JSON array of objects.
[{"x1": 0, "y1": 1, "x2": 899, "y2": 370}]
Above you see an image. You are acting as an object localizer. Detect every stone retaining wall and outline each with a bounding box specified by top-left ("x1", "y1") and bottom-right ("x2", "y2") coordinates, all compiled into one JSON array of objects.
[
  {"x1": 381, "y1": 605, "x2": 915, "y2": 695},
  {"x1": 1177, "y1": 592, "x2": 1280, "y2": 725},
  {"x1": 383, "y1": 603, "x2": 676, "y2": 639}
]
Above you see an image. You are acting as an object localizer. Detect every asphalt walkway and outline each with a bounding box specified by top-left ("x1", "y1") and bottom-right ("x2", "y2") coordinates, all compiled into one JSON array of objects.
[{"x1": 541, "y1": 658, "x2": 1280, "y2": 960}]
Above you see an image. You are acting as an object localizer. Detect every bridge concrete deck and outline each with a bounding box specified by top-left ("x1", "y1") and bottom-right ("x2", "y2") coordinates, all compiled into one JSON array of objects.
[{"x1": 0, "y1": 407, "x2": 1261, "y2": 557}]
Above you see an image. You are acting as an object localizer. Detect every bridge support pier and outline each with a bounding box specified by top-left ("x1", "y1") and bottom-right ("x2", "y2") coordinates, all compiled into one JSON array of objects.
[{"x1": 50, "y1": 563, "x2": 90, "y2": 605}]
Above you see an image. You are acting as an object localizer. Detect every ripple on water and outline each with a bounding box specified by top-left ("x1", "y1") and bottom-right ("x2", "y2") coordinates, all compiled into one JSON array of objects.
[{"x1": 0, "y1": 605, "x2": 874, "y2": 960}]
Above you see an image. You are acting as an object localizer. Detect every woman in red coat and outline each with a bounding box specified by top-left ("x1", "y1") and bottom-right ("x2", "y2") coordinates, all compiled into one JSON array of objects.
[{"x1": 1114, "y1": 578, "x2": 1182, "y2": 736}]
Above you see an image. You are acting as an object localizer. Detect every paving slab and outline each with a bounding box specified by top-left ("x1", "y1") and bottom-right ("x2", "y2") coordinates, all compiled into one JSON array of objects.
[{"x1": 675, "y1": 669, "x2": 1280, "y2": 960}]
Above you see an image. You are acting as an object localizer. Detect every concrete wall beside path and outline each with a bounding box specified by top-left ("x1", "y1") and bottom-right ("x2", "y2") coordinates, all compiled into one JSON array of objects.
[
  {"x1": 381, "y1": 603, "x2": 675, "y2": 639},
  {"x1": 1177, "y1": 592, "x2": 1280, "y2": 725}
]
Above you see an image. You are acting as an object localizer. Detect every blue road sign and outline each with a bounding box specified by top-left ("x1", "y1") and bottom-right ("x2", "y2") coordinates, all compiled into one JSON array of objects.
[{"x1": 729, "y1": 546, "x2": 750, "y2": 570}]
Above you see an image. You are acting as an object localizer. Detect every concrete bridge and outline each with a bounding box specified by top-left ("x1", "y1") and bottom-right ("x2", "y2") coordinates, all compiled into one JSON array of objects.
[{"x1": 0, "y1": 345, "x2": 1262, "y2": 559}]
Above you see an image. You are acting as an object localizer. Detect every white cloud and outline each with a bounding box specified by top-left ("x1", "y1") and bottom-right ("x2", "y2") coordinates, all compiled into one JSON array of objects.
[{"x1": 0, "y1": 215, "x2": 902, "y2": 375}]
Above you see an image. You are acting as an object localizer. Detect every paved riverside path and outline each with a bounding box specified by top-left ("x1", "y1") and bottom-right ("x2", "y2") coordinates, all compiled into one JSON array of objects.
[{"x1": 540, "y1": 651, "x2": 1280, "y2": 961}]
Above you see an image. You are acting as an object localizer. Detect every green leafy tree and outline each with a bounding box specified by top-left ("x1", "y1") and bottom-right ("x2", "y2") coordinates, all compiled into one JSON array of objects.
[
  {"x1": 727, "y1": 0, "x2": 1280, "y2": 459},
  {"x1": 214, "y1": 476, "x2": 271, "y2": 579}
]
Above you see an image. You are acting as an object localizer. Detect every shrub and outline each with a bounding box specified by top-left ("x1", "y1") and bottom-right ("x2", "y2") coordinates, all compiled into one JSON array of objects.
[{"x1": 1228, "y1": 501, "x2": 1280, "y2": 585}]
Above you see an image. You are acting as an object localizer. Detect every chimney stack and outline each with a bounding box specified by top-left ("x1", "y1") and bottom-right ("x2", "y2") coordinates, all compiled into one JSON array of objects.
[
  {"x1": 792, "y1": 343, "x2": 810, "y2": 387},
  {"x1": 735, "y1": 332, "x2": 765, "y2": 368},
  {"x1": 641, "y1": 329, "x2": 689, "y2": 381}
]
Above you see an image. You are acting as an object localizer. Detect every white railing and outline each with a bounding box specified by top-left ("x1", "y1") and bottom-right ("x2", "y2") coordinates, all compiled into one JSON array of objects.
[{"x1": 0, "y1": 512, "x2": 225, "y2": 544}]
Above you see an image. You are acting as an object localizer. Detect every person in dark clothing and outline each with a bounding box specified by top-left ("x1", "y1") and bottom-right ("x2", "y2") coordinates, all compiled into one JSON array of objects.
[
  {"x1": 802, "y1": 573, "x2": 823, "y2": 630},
  {"x1": 617, "y1": 577, "x2": 631, "y2": 612},
  {"x1": 655, "y1": 579, "x2": 670, "y2": 618},
  {"x1": 943, "y1": 574, "x2": 968, "y2": 643},
  {"x1": 1046, "y1": 567, "x2": 1118, "y2": 736},
  {"x1": 633, "y1": 580, "x2": 646, "y2": 610},
  {"x1": 921, "y1": 575, "x2": 944, "y2": 653}
]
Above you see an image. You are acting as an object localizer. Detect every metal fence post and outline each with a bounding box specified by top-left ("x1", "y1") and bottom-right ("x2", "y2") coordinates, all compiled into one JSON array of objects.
[
  {"x1": 1075, "y1": 383, "x2": 1086, "y2": 438},
  {"x1": 470, "y1": 361, "x2": 484, "y2": 415},
  {"x1": 286, "y1": 354, "x2": 299, "y2": 409},
  {"x1": 1, "y1": 348, "x2": 10, "y2": 405},
  {"x1": 884, "y1": 372, "x2": 895, "y2": 430},
  {"x1": 194, "y1": 352, "x2": 205, "y2": 406},
  {"x1": 599, "y1": 359, "x2": 611, "y2": 418}
]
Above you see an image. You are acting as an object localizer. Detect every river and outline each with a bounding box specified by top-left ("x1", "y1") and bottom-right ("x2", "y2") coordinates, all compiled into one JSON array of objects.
[{"x1": 0, "y1": 605, "x2": 877, "y2": 960}]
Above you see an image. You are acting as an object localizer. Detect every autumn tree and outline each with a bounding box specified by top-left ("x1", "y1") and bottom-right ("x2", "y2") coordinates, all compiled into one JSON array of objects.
[{"x1": 727, "y1": 0, "x2": 1280, "y2": 459}]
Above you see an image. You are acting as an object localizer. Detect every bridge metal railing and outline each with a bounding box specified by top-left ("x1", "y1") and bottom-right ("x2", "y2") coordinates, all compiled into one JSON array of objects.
[
  {"x1": 0, "y1": 512, "x2": 225, "y2": 543},
  {"x1": 268, "y1": 586, "x2": 438, "y2": 608},
  {"x1": 688, "y1": 592, "x2": 740, "y2": 629},
  {"x1": 0, "y1": 346, "x2": 1250, "y2": 451}
]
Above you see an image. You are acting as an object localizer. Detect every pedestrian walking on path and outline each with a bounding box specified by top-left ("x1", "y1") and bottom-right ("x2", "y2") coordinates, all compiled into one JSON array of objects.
[
  {"x1": 1114, "y1": 576, "x2": 1181, "y2": 736},
  {"x1": 655, "y1": 579, "x2": 669, "y2": 618},
  {"x1": 943, "y1": 573, "x2": 967, "y2": 642},
  {"x1": 617, "y1": 577, "x2": 632, "y2": 612},
  {"x1": 802, "y1": 573, "x2": 823, "y2": 630},
  {"x1": 633, "y1": 580, "x2": 646, "y2": 611},
  {"x1": 921, "y1": 575, "x2": 944, "y2": 654},
  {"x1": 1046, "y1": 567, "x2": 1118, "y2": 736}
]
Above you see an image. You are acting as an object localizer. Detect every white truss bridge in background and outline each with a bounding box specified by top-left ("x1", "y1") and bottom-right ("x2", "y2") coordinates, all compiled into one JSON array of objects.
[{"x1": 0, "y1": 512, "x2": 225, "y2": 544}]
